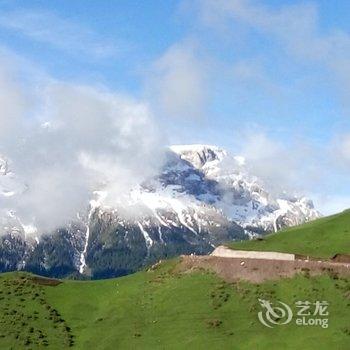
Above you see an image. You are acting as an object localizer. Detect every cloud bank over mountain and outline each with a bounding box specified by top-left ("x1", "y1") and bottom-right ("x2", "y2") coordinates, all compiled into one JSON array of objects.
[{"x1": 0, "y1": 55, "x2": 164, "y2": 233}]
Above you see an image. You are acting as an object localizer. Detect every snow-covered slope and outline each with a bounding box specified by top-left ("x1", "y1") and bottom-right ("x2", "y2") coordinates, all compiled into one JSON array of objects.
[
  {"x1": 0, "y1": 145, "x2": 320, "y2": 278},
  {"x1": 170, "y1": 145, "x2": 319, "y2": 231}
]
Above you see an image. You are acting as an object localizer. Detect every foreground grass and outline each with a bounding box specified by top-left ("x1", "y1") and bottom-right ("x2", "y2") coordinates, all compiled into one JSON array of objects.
[
  {"x1": 0, "y1": 260, "x2": 349, "y2": 349},
  {"x1": 228, "y1": 210, "x2": 350, "y2": 258}
]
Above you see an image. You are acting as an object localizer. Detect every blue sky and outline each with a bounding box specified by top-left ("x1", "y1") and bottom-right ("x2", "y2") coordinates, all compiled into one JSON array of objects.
[{"x1": 0, "y1": 0, "x2": 349, "y2": 213}]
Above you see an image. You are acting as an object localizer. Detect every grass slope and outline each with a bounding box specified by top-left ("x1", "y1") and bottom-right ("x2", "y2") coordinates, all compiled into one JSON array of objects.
[
  {"x1": 0, "y1": 262, "x2": 349, "y2": 349},
  {"x1": 228, "y1": 210, "x2": 350, "y2": 258}
]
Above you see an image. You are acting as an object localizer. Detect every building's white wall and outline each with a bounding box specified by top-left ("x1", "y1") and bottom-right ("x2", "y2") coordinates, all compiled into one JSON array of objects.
[{"x1": 211, "y1": 246, "x2": 295, "y2": 261}]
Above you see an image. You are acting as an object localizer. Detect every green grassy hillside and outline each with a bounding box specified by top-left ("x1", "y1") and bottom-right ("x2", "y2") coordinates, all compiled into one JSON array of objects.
[
  {"x1": 0, "y1": 263, "x2": 349, "y2": 349},
  {"x1": 228, "y1": 210, "x2": 350, "y2": 258}
]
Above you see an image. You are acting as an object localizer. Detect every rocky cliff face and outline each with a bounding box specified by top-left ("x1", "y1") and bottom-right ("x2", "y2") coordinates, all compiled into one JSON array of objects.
[{"x1": 0, "y1": 145, "x2": 320, "y2": 278}]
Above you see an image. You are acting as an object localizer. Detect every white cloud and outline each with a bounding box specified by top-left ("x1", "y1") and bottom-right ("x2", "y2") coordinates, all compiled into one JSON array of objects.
[
  {"x1": 0, "y1": 62, "x2": 29, "y2": 139},
  {"x1": 233, "y1": 129, "x2": 350, "y2": 214},
  {"x1": 0, "y1": 56, "x2": 165, "y2": 233},
  {"x1": 147, "y1": 41, "x2": 209, "y2": 119},
  {"x1": 235, "y1": 131, "x2": 324, "y2": 196},
  {"x1": 196, "y1": 0, "x2": 350, "y2": 104},
  {"x1": 0, "y1": 9, "x2": 119, "y2": 58}
]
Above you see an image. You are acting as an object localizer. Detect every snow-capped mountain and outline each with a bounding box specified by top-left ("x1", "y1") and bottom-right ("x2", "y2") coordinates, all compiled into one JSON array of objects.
[
  {"x1": 167, "y1": 145, "x2": 318, "y2": 232},
  {"x1": 0, "y1": 145, "x2": 320, "y2": 278}
]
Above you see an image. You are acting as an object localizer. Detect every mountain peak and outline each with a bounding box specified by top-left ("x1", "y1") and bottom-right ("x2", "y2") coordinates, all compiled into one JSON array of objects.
[{"x1": 170, "y1": 144, "x2": 227, "y2": 169}]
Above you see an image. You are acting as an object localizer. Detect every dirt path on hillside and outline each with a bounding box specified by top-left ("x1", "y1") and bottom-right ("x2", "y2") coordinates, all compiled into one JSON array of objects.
[{"x1": 178, "y1": 255, "x2": 350, "y2": 283}]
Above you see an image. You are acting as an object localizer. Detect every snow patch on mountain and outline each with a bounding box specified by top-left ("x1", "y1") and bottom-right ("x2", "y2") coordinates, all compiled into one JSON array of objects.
[{"x1": 165, "y1": 144, "x2": 320, "y2": 233}]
